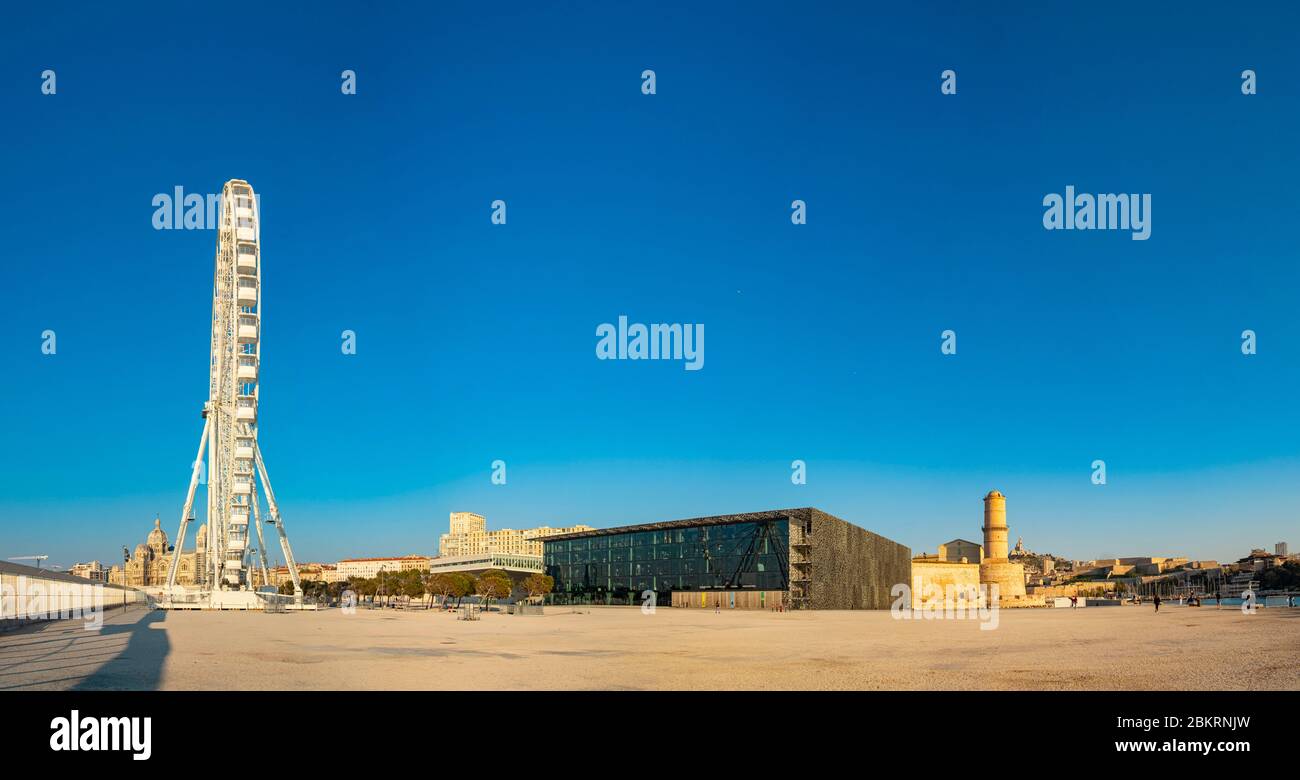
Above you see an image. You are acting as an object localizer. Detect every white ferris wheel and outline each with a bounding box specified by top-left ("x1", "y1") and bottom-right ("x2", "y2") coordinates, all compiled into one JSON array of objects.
[{"x1": 166, "y1": 179, "x2": 302, "y2": 603}]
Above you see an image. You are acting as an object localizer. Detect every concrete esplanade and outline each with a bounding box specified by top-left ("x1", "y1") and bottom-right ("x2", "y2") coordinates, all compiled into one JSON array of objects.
[{"x1": 979, "y1": 490, "x2": 1028, "y2": 600}]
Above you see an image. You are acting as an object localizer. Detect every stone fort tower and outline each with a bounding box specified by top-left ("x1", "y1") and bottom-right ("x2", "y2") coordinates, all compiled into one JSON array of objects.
[
  {"x1": 982, "y1": 490, "x2": 1009, "y2": 559},
  {"x1": 978, "y1": 490, "x2": 1026, "y2": 600}
]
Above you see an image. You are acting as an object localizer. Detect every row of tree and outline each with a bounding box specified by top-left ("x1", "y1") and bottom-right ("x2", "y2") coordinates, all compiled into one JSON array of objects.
[{"x1": 278, "y1": 568, "x2": 555, "y2": 609}]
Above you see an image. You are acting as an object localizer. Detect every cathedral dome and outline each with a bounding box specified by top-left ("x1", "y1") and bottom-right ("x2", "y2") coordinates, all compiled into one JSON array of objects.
[{"x1": 147, "y1": 517, "x2": 169, "y2": 553}]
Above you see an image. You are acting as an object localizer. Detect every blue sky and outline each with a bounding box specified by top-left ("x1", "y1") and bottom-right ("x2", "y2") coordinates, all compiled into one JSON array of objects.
[{"x1": 1, "y1": 2, "x2": 1297, "y2": 568}]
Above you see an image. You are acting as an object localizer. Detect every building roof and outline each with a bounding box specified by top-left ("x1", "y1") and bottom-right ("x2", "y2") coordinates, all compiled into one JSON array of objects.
[
  {"x1": 429, "y1": 553, "x2": 543, "y2": 572},
  {"x1": 912, "y1": 556, "x2": 978, "y2": 565},
  {"x1": 541, "y1": 508, "x2": 822, "y2": 542},
  {"x1": 337, "y1": 555, "x2": 431, "y2": 563},
  {"x1": 0, "y1": 559, "x2": 136, "y2": 589}
]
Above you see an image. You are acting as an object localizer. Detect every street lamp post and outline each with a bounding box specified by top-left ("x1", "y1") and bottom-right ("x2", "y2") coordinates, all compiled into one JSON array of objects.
[{"x1": 122, "y1": 546, "x2": 130, "y2": 612}]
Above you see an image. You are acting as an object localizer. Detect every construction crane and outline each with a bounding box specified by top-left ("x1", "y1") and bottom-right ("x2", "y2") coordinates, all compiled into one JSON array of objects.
[{"x1": 7, "y1": 555, "x2": 49, "y2": 570}]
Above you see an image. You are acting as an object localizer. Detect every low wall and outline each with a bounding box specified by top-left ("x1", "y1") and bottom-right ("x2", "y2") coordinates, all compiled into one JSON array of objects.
[
  {"x1": 1032, "y1": 583, "x2": 1113, "y2": 599},
  {"x1": 911, "y1": 559, "x2": 984, "y2": 609},
  {"x1": 979, "y1": 560, "x2": 1028, "y2": 598},
  {"x1": 0, "y1": 564, "x2": 147, "y2": 632}
]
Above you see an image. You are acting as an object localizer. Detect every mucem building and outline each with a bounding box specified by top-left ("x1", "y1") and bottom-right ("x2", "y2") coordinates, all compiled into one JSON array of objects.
[{"x1": 542, "y1": 508, "x2": 910, "y2": 609}]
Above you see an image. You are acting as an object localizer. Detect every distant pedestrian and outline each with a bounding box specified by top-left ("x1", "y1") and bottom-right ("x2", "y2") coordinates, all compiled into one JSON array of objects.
[{"x1": 1153, "y1": 594, "x2": 1161, "y2": 613}]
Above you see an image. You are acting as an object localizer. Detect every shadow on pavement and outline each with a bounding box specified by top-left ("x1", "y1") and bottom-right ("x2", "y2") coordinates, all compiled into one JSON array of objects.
[{"x1": 72, "y1": 609, "x2": 170, "y2": 691}]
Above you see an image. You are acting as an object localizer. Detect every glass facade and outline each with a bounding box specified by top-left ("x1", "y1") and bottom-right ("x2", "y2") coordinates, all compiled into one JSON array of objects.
[{"x1": 544, "y1": 519, "x2": 789, "y2": 606}]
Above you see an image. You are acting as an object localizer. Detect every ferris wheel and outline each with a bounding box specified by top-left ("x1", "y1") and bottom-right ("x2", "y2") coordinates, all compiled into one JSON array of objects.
[{"x1": 167, "y1": 179, "x2": 302, "y2": 601}]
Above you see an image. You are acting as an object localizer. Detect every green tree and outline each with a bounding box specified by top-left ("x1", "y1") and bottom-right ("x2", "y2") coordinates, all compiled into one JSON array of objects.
[
  {"x1": 476, "y1": 574, "x2": 512, "y2": 611},
  {"x1": 522, "y1": 573, "x2": 554, "y2": 602},
  {"x1": 427, "y1": 572, "x2": 457, "y2": 608},
  {"x1": 450, "y1": 573, "x2": 475, "y2": 608},
  {"x1": 424, "y1": 572, "x2": 441, "y2": 606},
  {"x1": 350, "y1": 577, "x2": 376, "y2": 603},
  {"x1": 399, "y1": 568, "x2": 425, "y2": 601}
]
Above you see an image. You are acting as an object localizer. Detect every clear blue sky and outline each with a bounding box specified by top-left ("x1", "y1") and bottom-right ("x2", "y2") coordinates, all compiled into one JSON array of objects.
[{"x1": 1, "y1": 2, "x2": 1297, "y2": 568}]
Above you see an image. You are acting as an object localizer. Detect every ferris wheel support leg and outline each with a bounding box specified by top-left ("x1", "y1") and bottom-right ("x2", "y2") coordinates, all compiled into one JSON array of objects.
[
  {"x1": 207, "y1": 409, "x2": 220, "y2": 588},
  {"x1": 250, "y1": 481, "x2": 270, "y2": 590},
  {"x1": 254, "y1": 445, "x2": 303, "y2": 601},
  {"x1": 167, "y1": 416, "x2": 211, "y2": 590}
]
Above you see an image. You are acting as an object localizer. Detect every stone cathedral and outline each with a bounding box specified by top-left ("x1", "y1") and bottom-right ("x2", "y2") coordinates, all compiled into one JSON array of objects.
[{"x1": 108, "y1": 516, "x2": 207, "y2": 587}]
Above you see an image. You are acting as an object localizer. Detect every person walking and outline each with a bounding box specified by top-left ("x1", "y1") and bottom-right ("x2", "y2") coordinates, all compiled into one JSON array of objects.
[{"x1": 1153, "y1": 593, "x2": 1161, "y2": 613}]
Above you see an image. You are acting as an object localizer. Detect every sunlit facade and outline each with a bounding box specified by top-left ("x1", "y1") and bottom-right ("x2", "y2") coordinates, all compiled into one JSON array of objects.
[{"x1": 439, "y1": 512, "x2": 593, "y2": 557}]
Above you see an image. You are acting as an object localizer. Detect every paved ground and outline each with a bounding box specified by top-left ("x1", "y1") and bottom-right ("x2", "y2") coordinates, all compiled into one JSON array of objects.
[{"x1": 2, "y1": 603, "x2": 1297, "y2": 690}]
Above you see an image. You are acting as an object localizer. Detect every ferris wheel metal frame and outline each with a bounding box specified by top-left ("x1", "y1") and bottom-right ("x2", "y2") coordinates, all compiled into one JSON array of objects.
[{"x1": 165, "y1": 179, "x2": 302, "y2": 604}]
